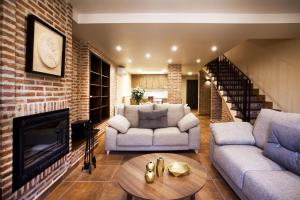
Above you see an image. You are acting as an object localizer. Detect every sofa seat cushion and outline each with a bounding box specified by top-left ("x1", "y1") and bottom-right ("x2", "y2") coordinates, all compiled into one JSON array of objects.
[
  {"x1": 213, "y1": 145, "x2": 283, "y2": 189},
  {"x1": 117, "y1": 128, "x2": 153, "y2": 146},
  {"x1": 153, "y1": 127, "x2": 188, "y2": 146},
  {"x1": 243, "y1": 170, "x2": 300, "y2": 200}
]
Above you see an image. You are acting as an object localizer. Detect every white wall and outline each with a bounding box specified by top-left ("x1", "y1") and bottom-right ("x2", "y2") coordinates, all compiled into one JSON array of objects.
[
  {"x1": 225, "y1": 38, "x2": 300, "y2": 113},
  {"x1": 116, "y1": 71, "x2": 132, "y2": 104}
]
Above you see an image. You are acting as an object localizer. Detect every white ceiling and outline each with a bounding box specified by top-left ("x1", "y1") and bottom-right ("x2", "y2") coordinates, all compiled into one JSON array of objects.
[{"x1": 71, "y1": 0, "x2": 300, "y2": 75}]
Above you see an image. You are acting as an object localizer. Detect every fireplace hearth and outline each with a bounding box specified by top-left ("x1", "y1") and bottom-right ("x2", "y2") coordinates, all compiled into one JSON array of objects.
[{"x1": 13, "y1": 109, "x2": 69, "y2": 191}]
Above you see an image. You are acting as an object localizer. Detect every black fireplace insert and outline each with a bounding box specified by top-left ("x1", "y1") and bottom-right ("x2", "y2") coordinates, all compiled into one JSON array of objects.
[{"x1": 13, "y1": 108, "x2": 69, "y2": 191}]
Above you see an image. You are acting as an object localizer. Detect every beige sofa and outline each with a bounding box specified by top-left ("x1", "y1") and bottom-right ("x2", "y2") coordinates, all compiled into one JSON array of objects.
[
  {"x1": 210, "y1": 109, "x2": 300, "y2": 200},
  {"x1": 105, "y1": 104, "x2": 200, "y2": 154}
]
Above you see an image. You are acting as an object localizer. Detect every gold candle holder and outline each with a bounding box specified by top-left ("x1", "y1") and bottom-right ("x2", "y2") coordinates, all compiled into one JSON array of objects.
[
  {"x1": 146, "y1": 161, "x2": 155, "y2": 171},
  {"x1": 156, "y1": 157, "x2": 164, "y2": 177},
  {"x1": 145, "y1": 170, "x2": 155, "y2": 183}
]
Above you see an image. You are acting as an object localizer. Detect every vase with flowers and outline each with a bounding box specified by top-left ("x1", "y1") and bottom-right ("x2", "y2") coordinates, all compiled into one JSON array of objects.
[{"x1": 131, "y1": 87, "x2": 145, "y2": 105}]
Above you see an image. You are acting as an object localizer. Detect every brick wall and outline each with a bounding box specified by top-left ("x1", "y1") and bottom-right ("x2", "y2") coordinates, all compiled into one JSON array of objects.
[
  {"x1": 0, "y1": 1, "x2": 75, "y2": 199},
  {"x1": 199, "y1": 71, "x2": 211, "y2": 115},
  {"x1": 210, "y1": 83, "x2": 234, "y2": 122},
  {"x1": 77, "y1": 41, "x2": 117, "y2": 122},
  {"x1": 211, "y1": 84, "x2": 222, "y2": 120},
  {"x1": 71, "y1": 38, "x2": 81, "y2": 121},
  {"x1": 0, "y1": 1, "x2": 117, "y2": 199},
  {"x1": 167, "y1": 64, "x2": 182, "y2": 103}
]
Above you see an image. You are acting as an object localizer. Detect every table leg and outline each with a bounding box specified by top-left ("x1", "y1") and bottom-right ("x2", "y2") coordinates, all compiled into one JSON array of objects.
[
  {"x1": 191, "y1": 193, "x2": 196, "y2": 200},
  {"x1": 127, "y1": 193, "x2": 133, "y2": 200}
]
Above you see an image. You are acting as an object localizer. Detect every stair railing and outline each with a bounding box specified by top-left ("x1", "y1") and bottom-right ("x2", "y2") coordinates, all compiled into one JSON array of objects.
[{"x1": 206, "y1": 55, "x2": 252, "y2": 122}]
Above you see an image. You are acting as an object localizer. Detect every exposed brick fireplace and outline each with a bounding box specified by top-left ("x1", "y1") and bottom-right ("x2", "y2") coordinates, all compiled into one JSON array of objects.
[{"x1": 13, "y1": 109, "x2": 69, "y2": 192}]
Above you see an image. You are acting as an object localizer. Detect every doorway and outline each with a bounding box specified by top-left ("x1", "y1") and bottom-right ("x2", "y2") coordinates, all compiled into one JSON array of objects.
[{"x1": 186, "y1": 80, "x2": 198, "y2": 109}]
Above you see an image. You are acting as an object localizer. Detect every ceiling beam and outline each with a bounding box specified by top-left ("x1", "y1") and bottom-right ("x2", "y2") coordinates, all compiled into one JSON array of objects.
[{"x1": 74, "y1": 13, "x2": 300, "y2": 24}]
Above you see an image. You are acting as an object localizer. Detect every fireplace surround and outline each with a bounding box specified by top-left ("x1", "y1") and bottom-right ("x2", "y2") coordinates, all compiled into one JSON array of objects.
[{"x1": 13, "y1": 108, "x2": 69, "y2": 191}]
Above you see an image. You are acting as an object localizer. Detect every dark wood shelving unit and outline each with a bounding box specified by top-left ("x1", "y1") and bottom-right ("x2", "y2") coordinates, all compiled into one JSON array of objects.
[{"x1": 89, "y1": 52, "x2": 110, "y2": 126}]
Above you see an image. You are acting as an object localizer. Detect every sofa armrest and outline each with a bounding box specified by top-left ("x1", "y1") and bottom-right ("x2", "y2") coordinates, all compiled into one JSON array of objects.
[
  {"x1": 105, "y1": 127, "x2": 118, "y2": 151},
  {"x1": 210, "y1": 122, "x2": 255, "y2": 145},
  {"x1": 189, "y1": 126, "x2": 200, "y2": 150}
]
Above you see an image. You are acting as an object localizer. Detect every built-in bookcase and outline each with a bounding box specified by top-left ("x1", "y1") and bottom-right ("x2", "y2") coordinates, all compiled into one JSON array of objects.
[{"x1": 89, "y1": 52, "x2": 110, "y2": 126}]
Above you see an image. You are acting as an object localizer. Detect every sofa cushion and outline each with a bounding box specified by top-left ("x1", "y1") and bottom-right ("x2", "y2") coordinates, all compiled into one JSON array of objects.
[
  {"x1": 263, "y1": 123, "x2": 300, "y2": 176},
  {"x1": 177, "y1": 113, "x2": 199, "y2": 132},
  {"x1": 154, "y1": 104, "x2": 185, "y2": 127},
  {"x1": 253, "y1": 109, "x2": 300, "y2": 149},
  {"x1": 115, "y1": 104, "x2": 124, "y2": 116},
  {"x1": 153, "y1": 127, "x2": 188, "y2": 146},
  {"x1": 124, "y1": 104, "x2": 153, "y2": 128},
  {"x1": 138, "y1": 109, "x2": 168, "y2": 129},
  {"x1": 213, "y1": 145, "x2": 283, "y2": 189},
  {"x1": 243, "y1": 170, "x2": 300, "y2": 200},
  {"x1": 184, "y1": 105, "x2": 191, "y2": 115},
  {"x1": 211, "y1": 122, "x2": 255, "y2": 145},
  {"x1": 107, "y1": 115, "x2": 130, "y2": 133},
  {"x1": 117, "y1": 128, "x2": 153, "y2": 146}
]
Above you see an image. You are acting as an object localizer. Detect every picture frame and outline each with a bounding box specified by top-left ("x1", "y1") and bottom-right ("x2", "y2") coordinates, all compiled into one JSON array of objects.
[{"x1": 25, "y1": 14, "x2": 66, "y2": 77}]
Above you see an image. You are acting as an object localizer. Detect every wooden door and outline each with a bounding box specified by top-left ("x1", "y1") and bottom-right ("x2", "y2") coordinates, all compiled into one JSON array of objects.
[{"x1": 186, "y1": 80, "x2": 198, "y2": 109}]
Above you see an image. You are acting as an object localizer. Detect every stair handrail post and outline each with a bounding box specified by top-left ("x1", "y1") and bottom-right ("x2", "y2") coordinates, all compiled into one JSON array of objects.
[
  {"x1": 247, "y1": 79, "x2": 251, "y2": 122},
  {"x1": 217, "y1": 58, "x2": 220, "y2": 89},
  {"x1": 243, "y1": 78, "x2": 247, "y2": 121}
]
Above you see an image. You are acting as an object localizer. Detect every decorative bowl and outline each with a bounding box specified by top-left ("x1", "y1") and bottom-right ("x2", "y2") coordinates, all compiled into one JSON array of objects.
[{"x1": 167, "y1": 162, "x2": 190, "y2": 177}]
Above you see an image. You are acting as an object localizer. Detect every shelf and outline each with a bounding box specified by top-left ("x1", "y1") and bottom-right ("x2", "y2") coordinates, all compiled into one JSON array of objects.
[
  {"x1": 90, "y1": 107, "x2": 101, "y2": 111},
  {"x1": 90, "y1": 51, "x2": 110, "y2": 126},
  {"x1": 90, "y1": 84, "x2": 101, "y2": 87},
  {"x1": 90, "y1": 96, "x2": 101, "y2": 98},
  {"x1": 91, "y1": 70, "x2": 101, "y2": 75}
]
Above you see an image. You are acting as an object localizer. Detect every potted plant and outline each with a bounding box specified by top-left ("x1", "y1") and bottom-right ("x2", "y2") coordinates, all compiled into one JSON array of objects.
[{"x1": 131, "y1": 87, "x2": 145, "y2": 105}]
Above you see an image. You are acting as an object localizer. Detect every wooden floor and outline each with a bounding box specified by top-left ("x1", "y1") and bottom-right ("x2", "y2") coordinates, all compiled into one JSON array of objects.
[{"x1": 45, "y1": 116, "x2": 239, "y2": 200}]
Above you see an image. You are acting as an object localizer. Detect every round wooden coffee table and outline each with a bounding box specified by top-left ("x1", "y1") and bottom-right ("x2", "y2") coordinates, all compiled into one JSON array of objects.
[{"x1": 117, "y1": 153, "x2": 207, "y2": 200}]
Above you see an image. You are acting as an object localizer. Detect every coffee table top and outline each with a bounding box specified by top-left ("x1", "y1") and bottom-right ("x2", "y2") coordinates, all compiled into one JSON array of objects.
[{"x1": 117, "y1": 153, "x2": 207, "y2": 200}]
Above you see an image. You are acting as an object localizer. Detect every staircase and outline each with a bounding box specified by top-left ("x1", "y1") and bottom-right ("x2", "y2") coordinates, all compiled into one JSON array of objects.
[{"x1": 206, "y1": 56, "x2": 273, "y2": 123}]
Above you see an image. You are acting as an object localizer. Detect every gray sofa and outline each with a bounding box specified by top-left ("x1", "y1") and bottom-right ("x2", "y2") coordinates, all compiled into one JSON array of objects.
[
  {"x1": 105, "y1": 104, "x2": 200, "y2": 154},
  {"x1": 210, "y1": 109, "x2": 300, "y2": 200}
]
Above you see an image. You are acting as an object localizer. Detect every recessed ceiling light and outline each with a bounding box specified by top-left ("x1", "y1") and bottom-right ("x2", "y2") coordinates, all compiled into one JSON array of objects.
[
  {"x1": 168, "y1": 59, "x2": 172, "y2": 63},
  {"x1": 162, "y1": 69, "x2": 167, "y2": 73},
  {"x1": 116, "y1": 45, "x2": 122, "y2": 51},
  {"x1": 211, "y1": 46, "x2": 217, "y2": 52},
  {"x1": 145, "y1": 53, "x2": 151, "y2": 58},
  {"x1": 196, "y1": 59, "x2": 201, "y2": 63},
  {"x1": 188, "y1": 72, "x2": 193, "y2": 75},
  {"x1": 128, "y1": 59, "x2": 132, "y2": 63},
  {"x1": 171, "y1": 45, "x2": 178, "y2": 52}
]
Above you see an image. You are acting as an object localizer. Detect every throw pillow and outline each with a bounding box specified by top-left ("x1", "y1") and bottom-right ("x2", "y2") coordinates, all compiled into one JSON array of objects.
[
  {"x1": 138, "y1": 109, "x2": 168, "y2": 129},
  {"x1": 124, "y1": 104, "x2": 154, "y2": 127},
  {"x1": 177, "y1": 113, "x2": 199, "y2": 132},
  {"x1": 107, "y1": 115, "x2": 130, "y2": 133},
  {"x1": 263, "y1": 122, "x2": 300, "y2": 176}
]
